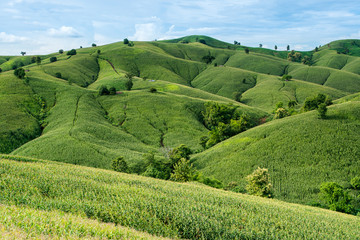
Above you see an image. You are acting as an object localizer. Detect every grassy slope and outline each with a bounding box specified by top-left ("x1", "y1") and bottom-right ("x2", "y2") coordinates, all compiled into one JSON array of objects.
[
  {"x1": 1, "y1": 156, "x2": 359, "y2": 239},
  {"x1": 193, "y1": 101, "x2": 360, "y2": 204},
  {"x1": 0, "y1": 71, "x2": 41, "y2": 153}
]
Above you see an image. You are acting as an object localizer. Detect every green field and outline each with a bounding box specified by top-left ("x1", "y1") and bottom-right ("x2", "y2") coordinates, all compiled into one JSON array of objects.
[{"x1": 0, "y1": 156, "x2": 359, "y2": 239}]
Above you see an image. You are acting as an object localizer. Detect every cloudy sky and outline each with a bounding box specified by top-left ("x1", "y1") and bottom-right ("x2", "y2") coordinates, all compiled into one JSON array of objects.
[{"x1": 1, "y1": 0, "x2": 360, "y2": 55}]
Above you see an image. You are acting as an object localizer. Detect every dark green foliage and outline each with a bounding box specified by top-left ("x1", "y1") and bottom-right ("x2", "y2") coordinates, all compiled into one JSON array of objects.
[
  {"x1": 170, "y1": 158, "x2": 194, "y2": 182},
  {"x1": 170, "y1": 144, "x2": 192, "y2": 164},
  {"x1": 125, "y1": 79, "x2": 133, "y2": 91},
  {"x1": 245, "y1": 48, "x2": 249, "y2": 54},
  {"x1": 36, "y1": 56, "x2": 41, "y2": 65},
  {"x1": 50, "y1": 57, "x2": 57, "y2": 63},
  {"x1": 288, "y1": 100, "x2": 297, "y2": 108},
  {"x1": 319, "y1": 182, "x2": 354, "y2": 214},
  {"x1": 128, "y1": 42, "x2": 134, "y2": 47},
  {"x1": 97, "y1": 49, "x2": 101, "y2": 54},
  {"x1": 92, "y1": 43, "x2": 97, "y2": 47},
  {"x1": 109, "y1": 87, "x2": 116, "y2": 95},
  {"x1": 149, "y1": 87, "x2": 157, "y2": 93},
  {"x1": 59, "y1": 49, "x2": 64, "y2": 54},
  {"x1": 123, "y1": 38, "x2": 129, "y2": 44},
  {"x1": 55, "y1": 72, "x2": 62, "y2": 79},
  {"x1": 111, "y1": 156, "x2": 128, "y2": 173},
  {"x1": 281, "y1": 75, "x2": 292, "y2": 81},
  {"x1": 287, "y1": 45, "x2": 290, "y2": 51},
  {"x1": 199, "y1": 135, "x2": 209, "y2": 149},
  {"x1": 0, "y1": 68, "x2": 2, "y2": 73},
  {"x1": 142, "y1": 152, "x2": 171, "y2": 180},
  {"x1": 21, "y1": 51, "x2": 26, "y2": 56},
  {"x1": 288, "y1": 50, "x2": 302, "y2": 62},
  {"x1": 350, "y1": 177, "x2": 360, "y2": 190},
  {"x1": 315, "y1": 47, "x2": 319, "y2": 52},
  {"x1": 14, "y1": 68, "x2": 25, "y2": 79},
  {"x1": 317, "y1": 103, "x2": 327, "y2": 119},
  {"x1": 199, "y1": 39, "x2": 206, "y2": 44},
  {"x1": 202, "y1": 102, "x2": 237, "y2": 129},
  {"x1": 246, "y1": 167, "x2": 273, "y2": 198},
  {"x1": 275, "y1": 45, "x2": 278, "y2": 50},
  {"x1": 99, "y1": 85, "x2": 110, "y2": 96},
  {"x1": 202, "y1": 55, "x2": 215, "y2": 64},
  {"x1": 31, "y1": 56, "x2": 36, "y2": 63},
  {"x1": 12, "y1": 65, "x2": 17, "y2": 70},
  {"x1": 234, "y1": 92, "x2": 242, "y2": 102},
  {"x1": 302, "y1": 55, "x2": 312, "y2": 65},
  {"x1": 303, "y1": 94, "x2": 332, "y2": 112},
  {"x1": 274, "y1": 108, "x2": 289, "y2": 119},
  {"x1": 67, "y1": 49, "x2": 77, "y2": 56}
]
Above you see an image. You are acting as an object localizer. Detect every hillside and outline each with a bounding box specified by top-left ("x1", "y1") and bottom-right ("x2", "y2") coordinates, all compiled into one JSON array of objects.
[
  {"x1": 1, "y1": 155, "x2": 359, "y2": 239},
  {"x1": 193, "y1": 101, "x2": 360, "y2": 205},
  {"x1": 0, "y1": 35, "x2": 360, "y2": 216}
]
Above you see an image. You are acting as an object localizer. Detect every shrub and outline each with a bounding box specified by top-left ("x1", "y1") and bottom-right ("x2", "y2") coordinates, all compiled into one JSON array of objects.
[
  {"x1": 14, "y1": 68, "x2": 25, "y2": 79},
  {"x1": 55, "y1": 72, "x2": 62, "y2": 79},
  {"x1": 0, "y1": 68, "x2": 2, "y2": 73},
  {"x1": 246, "y1": 167, "x2": 273, "y2": 198},
  {"x1": 59, "y1": 49, "x2": 64, "y2": 54},
  {"x1": 199, "y1": 39, "x2": 206, "y2": 44},
  {"x1": 125, "y1": 79, "x2": 133, "y2": 91},
  {"x1": 170, "y1": 144, "x2": 192, "y2": 165},
  {"x1": 111, "y1": 157, "x2": 128, "y2": 173},
  {"x1": 92, "y1": 43, "x2": 96, "y2": 47},
  {"x1": 170, "y1": 158, "x2": 194, "y2": 182},
  {"x1": 67, "y1": 49, "x2": 77, "y2": 56},
  {"x1": 245, "y1": 48, "x2": 249, "y2": 54},
  {"x1": 149, "y1": 87, "x2": 157, "y2": 93},
  {"x1": 99, "y1": 86, "x2": 110, "y2": 96},
  {"x1": 50, "y1": 57, "x2": 57, "y2": 63},
  {"x1": 350, "y1": 177, "x2": 360, "y2": 190},
  {"x1": 288, "y1": 100, "x2": 297, "y2": 108},
  {"x1": 319, "y1": 182, "x2": 354, "y2": 214},
  {"x1": 317, "y1": 103, "x2": 327, "y2": 119},
  {"x1": 109, "y1": 87, "x2": 116, "y2": 95},
  {"x1": 123, "y1": 38, "x2": 129, "y2": 44},
  {"x1": 274, "y1": 108, "x2": 289, "y2": 119},
  {"x1": 202, "y1": 55, "x2": 215, "y2": 64}
]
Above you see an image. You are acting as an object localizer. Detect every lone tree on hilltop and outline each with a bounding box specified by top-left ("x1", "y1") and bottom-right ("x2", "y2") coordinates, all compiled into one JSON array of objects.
[
  {"x1": 275, "y1": 45, "x2": 278, "y2": 50},
  {"x1": 21, "y1": 51, "x2": 26, "y2": 56},
  {"x1": 246, "y1": 167, "x2": 273, "y2": 198},
  {"x1": 92, "y1": 43, "x2": 96, "y2": 47},
  {"x1": 287, "y1": 45, "x2": 290, "y2": 51},
  {"x1": 259, "y1": 44, "x2": 262, "y2": 48},
  {"x1": 59, "y1": 49, "x2": 64, "y2": 54},
  {"x1": 123, "y1": 38, "x2": 129, "y2": 44}
]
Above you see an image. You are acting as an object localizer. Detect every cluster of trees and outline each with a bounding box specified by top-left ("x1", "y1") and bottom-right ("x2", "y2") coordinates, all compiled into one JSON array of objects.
[
  {"x1": 99, "y1": 86, "x2": 117, "y2": 96},
  {"x1": 303, "y1": 93, "x2": 332, "y2": 119},
  {"x1": 234, "y1": 41, "x2": 241, "y2": 45},
  {"x1": 287, "y1": 50, "x2": 302, "y2": 62},
  {"x1": 124, "y1": 38, "x2": 134, "y2": 47},
  {"x1": 319, "y1": 177, "x2": 360, "y2": 215},
  {"x1": 200, "y1": 102, "x2": 252, "y2": 149},
  {"x1": 202, "y1": 55, "x2": 215, "y2": 64},
  {"x1": 273, "y1": 101, "x2": 297, "y2": 119},
  {"x1": 67, "y1": 49, "x2": 77, "y2": 56}
]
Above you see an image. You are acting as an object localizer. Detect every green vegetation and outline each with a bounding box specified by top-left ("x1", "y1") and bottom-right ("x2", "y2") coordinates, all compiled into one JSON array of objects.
[
  {"x1": 246, "y1": 167, "x2": 273, "y2": 198},
  {"x1": 1, "y1": 156, "x2": 359, "y2": 239}
]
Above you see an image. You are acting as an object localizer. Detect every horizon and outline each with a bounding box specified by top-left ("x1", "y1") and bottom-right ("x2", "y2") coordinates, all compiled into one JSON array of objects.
[{"x1": 1, "y1": 0, "x2": 360, "y2": 55}]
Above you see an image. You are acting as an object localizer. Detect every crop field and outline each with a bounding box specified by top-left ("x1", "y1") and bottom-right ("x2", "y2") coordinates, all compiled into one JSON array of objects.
[{"x1": 0, "y1": 156, "x2": 359, "y2": 239}]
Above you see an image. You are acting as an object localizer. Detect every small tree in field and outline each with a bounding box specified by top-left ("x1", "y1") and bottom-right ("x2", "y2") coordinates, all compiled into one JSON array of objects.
[
  {"x1": 111, "y1": 157, "x2": 129, "y2": 173},
  {"x1": 317, "y1": 103, "x2": 327, "y2": 119},
  {"x1": 170, "y1": 158, "x2": 194, "y2": 182},
  {"x1": 50, "y1": 57, "x2": 57, "y2": 63},
  {"x1": 59, "y1": 49, "x2": 64, "y2": 54},
  {"x1": 245, "y1": 48, "x2": 249, "y2": 54},
  {"x1": 319, "y1": 182, "x2": 354, "y2": 213},
  {"x1": 123, "y1": 38, "x2": 129, "y2": 44},
  {"x1": 246, "y1": 167, "x2": 273, "y2": 198},
  {"x1": 36, "y1": 56, "x2": 41, "y2": 65},
  {"x1": 125, "y1": 79, "x2": 133, "y2": 91},
  {"x1": 14, "y1": 68, "x2": 25, "y2": 79}
]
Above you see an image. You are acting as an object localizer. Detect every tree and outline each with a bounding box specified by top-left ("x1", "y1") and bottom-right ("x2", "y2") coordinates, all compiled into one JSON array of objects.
[
  {"x1": 50, "y1": 57, "x2": 57, "y2": 63},
  {"x1": 202, "y1": 55, "x2": 215, "y2": 64},
  {"x1": 123, "y1": 38, "x2": 129, "y2": 44},
  {"x1": 259, "y1": 44, "x2": 262, "y2": 48},
  {"x1": 0, "y1": 68, "x2": 2, "y2": 73},
  {"x1": 55, "y1": 72, "x2": 62, "y2": 78},
  {"x1": 59, "y1": 49, "x2": 64, "y2": 54},
  {"x1": 319, "y1": 182, "x2": 354, "y2": 214},
  {"x1": 21, "y1": 51, "x2": 26, "y2": 56},
  {"x1": 109, "y1": 87, "x2": 116, "y2": 95},
  {"x1": 92, "y1": 43, "x2": 97, "y2": 47},
  {"x1": 245, "y1": 48, "x2": 249, "y2": 54},
  {"x1": 315, "y1": 46, "x2": 319, "y2": 52},
  {"x1": 199, "y1": 39, "x2": 206, "y2": 44},
  {"x1": 14, "y1": 68, "x2": 25, "y2": 79},
  {"x1": 317, "y1": 103, "x2": 327, "y2": 119},
  {"x1": 125, "y1": 72, "x2": 134, "y2": 81},
  {"x1": 36, "y1": 56, "x2": 41, "y2": 65},
  {"x1": 287, "y1": 50, "x2": 302, "y2": 62},
  {"x1": 170, "y1": 158, "x2": 194, "y2": 182},
  {"x1": 288, "y1": 100, "x2": 297, "y2": 108},
  {"x1": 149, "y1": 87, "x2": 157, "y2": 93},
  {"x1": 350, "y1": 177, "x2": 360, "y2": 190},
  {"x1": 234, "y1": 40, "x2": 238, "y2": 45},
  {"x1": 111, "y1": 156, "x2": 129, "y2": 173},
  {"x1": 287, "y1": 45, "x2": 290, "y2": 51},
  {"x1": 97, "y1": 49, "x2": 101, "y2": 54},
  {"x1": 67, "y1": 49, "x2": 77, "y2": 56},
  {"x1": 169, "y1": 144, "x2": 192, "y2": 165},
  {"x1": 99, "y1": 85, "x2": 110, "y2": 95},
  {"x1": 274, "y1": 108, "x2": 289, "y2": 119},
  {"x1": 302, "y1": 55, "x2": 312, "y2": 65},
  {"x1": 125, "y1": 79, "x2": 133, "y2": 91},
  {"x1": 246, "y1": 167, "x2": 273, "y2": 198},
  {"x1": 275, "y1": 45, "x2": 278, "y2": 50}
]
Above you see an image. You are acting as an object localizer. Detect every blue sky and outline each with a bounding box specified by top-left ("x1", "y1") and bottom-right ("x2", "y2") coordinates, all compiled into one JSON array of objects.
[{"x1": 1, "y1": 0, "x2": 360, "y2": 55}]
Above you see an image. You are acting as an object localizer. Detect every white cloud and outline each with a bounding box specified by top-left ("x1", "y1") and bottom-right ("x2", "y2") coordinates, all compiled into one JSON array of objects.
[
  {"x1": 0, "y1": 32, "x2": 27, "y2": 43},
  {"x1": 47, "y1": 26, "x2": 81, "y2": 38},
  {"x1": 131, "y1": 23, "x2": 162, "y2": 41},
  {"x1": 7, "y1": 0, "x2": 23, "y2": 6}
]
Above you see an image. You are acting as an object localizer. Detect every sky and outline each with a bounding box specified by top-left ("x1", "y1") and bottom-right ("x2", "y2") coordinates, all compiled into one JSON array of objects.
[{"x1": 1, "y1": 0, "x2": 360, "y2": 55}]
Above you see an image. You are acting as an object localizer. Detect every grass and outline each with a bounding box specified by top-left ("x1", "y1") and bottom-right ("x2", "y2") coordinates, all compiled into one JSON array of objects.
[
  {"x1": 1, "y1": 156, "x2": 359, "y2": 239},
  {"x1": 193, "y1": 101, "x2": 360, "y2": 205}
]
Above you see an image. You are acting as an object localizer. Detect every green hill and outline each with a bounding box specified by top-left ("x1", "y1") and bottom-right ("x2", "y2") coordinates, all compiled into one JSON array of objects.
[
  {"x1": 193, "y1": 101, "x2": 360, "y2": 205},
  {"x1": 1, "y1": 155, "x2": 359, "y2": 239}
]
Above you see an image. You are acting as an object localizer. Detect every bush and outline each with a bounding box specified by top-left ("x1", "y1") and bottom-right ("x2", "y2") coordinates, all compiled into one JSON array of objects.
[
  {"x1": 0, "y1": 68, "x2": 2, "y2": 73},
  {"x1": 67, "y1": 49, "x2": 77, "y2": 56},
  {"x1": 59, "y1": 49, "x2": 64, "y2": 54},
  {"x1": 246, "y1": 167, "x2": 273, "y2": 198},
  {"x1": 123, "y1": 38, "x2": 129, "y2": 44},
  {"x1": 350, "y1": 177, "x2": 360, "y2": 190},
  {"x1": 109, "y1": 87, "x2": 116, "y2": 95},
  {"x1": 99, "y1": 86, "x2": 110, "y2": 96},
  {"x1": 50, "y1": 57, "x2": 57, "y2": 63},
  {"x1": 92, "y1": 43, "x2": 96, "y2": 47},
  {"x1": 170, "y1": 158, "x2": 194, "y2": 182},
  {"x1": 170, "y1": 144, "x2": 192, "y2": 165},
  {"x1": 245, "y1": 48, "x2": 249, "y2": 54},
  {"x1": 14, "y1": 68, "x2": 25, "y2": 79},
  {"x1": 319, "y1": 182, "x2": 354, "y2": 214},
  {"x1": 317, "y1": 103, "x2": 327, "y2": 119},
  {"x1": 125, "y1": 79, "x2": 133, "y2": 91},
  {"x1": 55, "y1": 72, "x2": 62, "y2": 79},
  {"x1": 149, "y1": 87, "x2": 157, "y2": 93},
  {"x1": 111, "y1": 157, "x2": 128, "y2": 173},
  {"x1": 274, "y1": 108, "x2": 289, "y2": 119}
]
